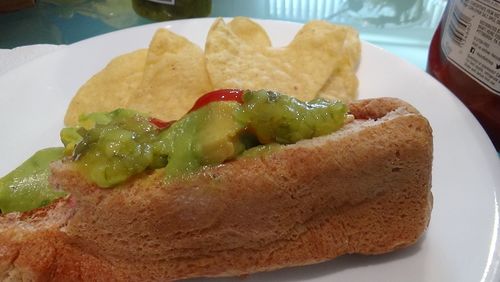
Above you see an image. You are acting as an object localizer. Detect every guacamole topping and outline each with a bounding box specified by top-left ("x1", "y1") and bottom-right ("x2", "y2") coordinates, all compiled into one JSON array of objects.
[
  {"x1": 61, "y1": 90, "x2": 348, "y2": 188},
  {"x1": 0, "y1": 90, "x2": 348, "y2": 213},
  {"x1": 0, "y1": 147, "x2": 67, "y2": 213}
]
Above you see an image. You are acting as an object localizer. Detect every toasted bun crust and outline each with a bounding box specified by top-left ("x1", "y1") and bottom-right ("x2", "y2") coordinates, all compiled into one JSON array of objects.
[{"x1": 0, "y1": 98, "x2": 433, "y2": 281}]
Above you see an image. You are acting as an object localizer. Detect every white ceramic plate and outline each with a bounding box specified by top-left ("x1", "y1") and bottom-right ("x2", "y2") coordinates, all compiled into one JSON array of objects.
[{"x1": 1, "y1": 18, "x2": 499, "y2": 282}]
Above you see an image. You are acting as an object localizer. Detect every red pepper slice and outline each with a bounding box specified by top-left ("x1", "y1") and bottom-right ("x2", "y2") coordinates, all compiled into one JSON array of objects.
[
  {"x1": 188, "y1": 89, "x2": 244, "y2": 113},
  {"x1": 149, "y1": 89, "x2": 244, "y2": 130},
  {"x1": 149, "y1": 117, "x2": 175, "y2": 130}
]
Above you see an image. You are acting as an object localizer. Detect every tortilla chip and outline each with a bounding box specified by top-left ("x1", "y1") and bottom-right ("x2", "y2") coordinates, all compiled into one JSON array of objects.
[
  {"x1": 126, "y1": 28, "x2": 213, "y2": 121},
  {"x1": 343, "y1": 26, "x2": 361, "y2": 69},
  {"x1": 65, "y1": 18, "x2": 360, "y2": 126},
  {"x1": 228, "y1": 17, "x2": 272, "y2": 47},
  {"x1": 64, "y1": 49, "x2": 147, "y2": 126},
  {"x1": 318, "y1": 26, "x2": 361, "y2": 102},
  {"x1": 205, "y1": 19, "x2": 346, "y2": 101},
  {"x1": 317, "y1": 67, "x2": 359, "y2": 102}
]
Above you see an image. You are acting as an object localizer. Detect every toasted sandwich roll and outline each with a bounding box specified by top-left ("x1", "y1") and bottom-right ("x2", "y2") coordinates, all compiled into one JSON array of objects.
[{"x1": 0, "y1": 98, "x2": 433, "y2": 281}]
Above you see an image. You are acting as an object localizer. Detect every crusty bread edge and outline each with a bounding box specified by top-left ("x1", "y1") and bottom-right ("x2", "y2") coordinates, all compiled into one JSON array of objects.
[{"x1": 0, "y1": 98, "x2": 433, "y2": 281}]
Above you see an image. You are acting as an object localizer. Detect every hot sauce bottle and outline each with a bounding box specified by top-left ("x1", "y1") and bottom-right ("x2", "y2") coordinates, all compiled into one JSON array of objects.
[
  {"x1": 427, "y1": 0, "x2": 500, "y2": 151},
  {"x1": 132, "y1": 0, "x2": 211, "y2": 21}
]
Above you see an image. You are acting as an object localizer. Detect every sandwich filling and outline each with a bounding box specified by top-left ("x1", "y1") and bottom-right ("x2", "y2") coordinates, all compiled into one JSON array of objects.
[{"x1": 0, "y1": 90, "x2": 348, "y2": 213}]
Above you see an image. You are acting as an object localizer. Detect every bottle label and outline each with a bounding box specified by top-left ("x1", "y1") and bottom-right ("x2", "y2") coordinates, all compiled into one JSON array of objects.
[
  {"x1": 147, "y1": 0, "x2": 175, "y2": 4},
  {"x1": 441, "y1": 0, "x2": 500, "y2": 95}
]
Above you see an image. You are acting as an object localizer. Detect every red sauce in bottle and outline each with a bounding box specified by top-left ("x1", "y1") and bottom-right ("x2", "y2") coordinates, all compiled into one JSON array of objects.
[{"x1": 427, "y1": 0, "x2": 500, "y2": 151}]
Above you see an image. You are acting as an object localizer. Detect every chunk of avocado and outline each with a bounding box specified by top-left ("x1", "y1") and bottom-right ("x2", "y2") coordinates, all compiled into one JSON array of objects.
[
  {"x1": 158, "y1": 101, "x2": 245, "y2": 180},
  {"x1": 194, "y1": 101, "x2": 245, "y2": 165}
]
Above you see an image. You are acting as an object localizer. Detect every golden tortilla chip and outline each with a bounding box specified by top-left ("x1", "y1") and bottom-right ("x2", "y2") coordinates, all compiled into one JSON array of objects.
[
  {"x1": 64, "y1": 49, "x2": 147, "y2": 126},
  {"x1": 317, "y1": 67, "x2": 359, "y2": 102},
  {"x1": 228, "y1": 17, "x2": 272, "y2": 47},
  {"x1": 318, "y1": 26, "x2": 361, "y2": 102},
  {"x1": 227, "y1": 18, "x2": 360, "y2": 103},
  {"x1": 126, "y1": 28, "x2": 213, "y2": 121},
  {"x1": 66, "y1": 18, "x2": 360, "y2": 126},
  {"x1": 205, "y1": 19, "x2": 346, "y2": 101},
  {"x1": 343, "y1": 26, "x2": 361, "y2": 69}
]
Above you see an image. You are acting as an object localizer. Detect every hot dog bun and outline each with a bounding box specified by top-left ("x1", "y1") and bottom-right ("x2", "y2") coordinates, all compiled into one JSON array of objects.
[{"x1": 0, "y1": 98, "x2": 433, "y2": 281}]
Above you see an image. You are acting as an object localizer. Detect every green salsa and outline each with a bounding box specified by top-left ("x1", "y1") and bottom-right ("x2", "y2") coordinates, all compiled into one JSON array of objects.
[
  {"x1": 241, "y1": 90, "x2": 347, "y2": 144},
  {"x1": 132, "y1": 0, "x2": 212, "y2": 22},
  {"x1": 62, "y1": 90, "x2": 348, "y2": 188},
  {"x1": 61, "y1": 109, "x2": 164, "y2": 188},
  {"x1": 0, "y1": 148, "x2": 67, "y2": 213},
  {"x1": 0, "y1": 90, "x2": 348, "y2": 213}
]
